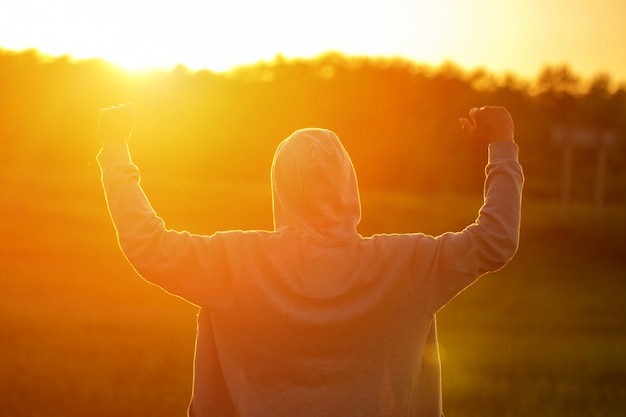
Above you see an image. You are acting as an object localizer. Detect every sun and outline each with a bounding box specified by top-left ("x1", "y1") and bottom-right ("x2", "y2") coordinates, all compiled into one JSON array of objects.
[
  {"x1": 1, "y1": 0, "x2": 479, "y2": 74},
  {"x1": 4, "y1": 0, "x2": 626, "y2": 80}
]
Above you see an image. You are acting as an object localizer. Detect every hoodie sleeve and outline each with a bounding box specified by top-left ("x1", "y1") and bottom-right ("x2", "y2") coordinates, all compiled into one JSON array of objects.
[
  {"x1": 413, "y1": 141, "x2": 524, "y2": 313},
  {"x1": 97, "y1": 144, "x2": 231, "y2": 309}
]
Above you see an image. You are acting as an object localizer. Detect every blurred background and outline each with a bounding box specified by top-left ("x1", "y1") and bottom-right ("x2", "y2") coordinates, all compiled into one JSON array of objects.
[{"x1": 1, "y1": 1, "x2": 625, "y2": 416}]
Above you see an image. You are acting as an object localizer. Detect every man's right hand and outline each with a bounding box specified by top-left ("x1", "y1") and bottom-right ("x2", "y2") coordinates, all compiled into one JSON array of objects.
[
  {"x1": 98, "y1": 102, "x2": 135, "y2": 145},
  {"x1": 459, "y1": 106, "x2": 515, "y2": 144}
]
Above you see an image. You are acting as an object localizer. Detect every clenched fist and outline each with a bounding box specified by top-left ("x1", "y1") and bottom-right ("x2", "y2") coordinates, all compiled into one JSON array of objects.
[
  {"x1": 98, "y1": 102, "x2": 135, "y2": 145},
  {"x1": 459, "y1": 106, "x2": 515, "y2": 144}
]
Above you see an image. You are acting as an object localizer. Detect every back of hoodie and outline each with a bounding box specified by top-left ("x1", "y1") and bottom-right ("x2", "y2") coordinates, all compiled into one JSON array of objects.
[{"x1": 98, "y1": 128, "x2": 523, "y2": 417}]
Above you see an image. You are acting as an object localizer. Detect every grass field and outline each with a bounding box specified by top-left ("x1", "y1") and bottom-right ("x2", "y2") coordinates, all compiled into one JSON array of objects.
[{"x1": 1, "y1": 165, "x2": 625, "y2": 417}]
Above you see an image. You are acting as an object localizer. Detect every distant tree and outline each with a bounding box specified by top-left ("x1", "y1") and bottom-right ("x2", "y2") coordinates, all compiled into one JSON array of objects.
[
  {"x1": 534, "y1": 64, "x2": 582, "y2": 123},
  {"x1": 582, "y1": 72, "x2": 620, "y2": 128},
  {"x1": 1, "y1": 48, "x2": 623, "y2": 201}
]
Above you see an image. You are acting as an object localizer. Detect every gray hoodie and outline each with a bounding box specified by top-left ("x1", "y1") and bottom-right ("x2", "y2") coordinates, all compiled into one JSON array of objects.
[{"x1": 98, "y1": 128, "x2": 523, "y2": 417}]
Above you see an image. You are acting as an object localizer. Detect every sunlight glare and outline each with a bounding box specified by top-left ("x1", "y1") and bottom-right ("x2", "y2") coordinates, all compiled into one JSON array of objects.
[
  {"x1": 2, "y1": 0, "x2": 473, "y2": 73},
  {"x1": 3, "y1": 0, "x2": 626, "y2": 79}
]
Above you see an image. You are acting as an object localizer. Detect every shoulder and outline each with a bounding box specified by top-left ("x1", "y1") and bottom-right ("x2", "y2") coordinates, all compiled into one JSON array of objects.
[
  {"x1": 211, "y1": 229, "x2": 280, "y2": 247},
  {"x1": 361, "y1": 232, "x2": 437, "y2": 254}
]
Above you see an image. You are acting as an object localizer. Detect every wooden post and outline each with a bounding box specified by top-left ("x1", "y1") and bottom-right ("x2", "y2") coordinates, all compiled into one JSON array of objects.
[
  {"x1": 561, "y1": 134, "x2": 573, "y2": 221},
  {"x1": 552, "y1": 125, "x2": 615, "y2": 222},
  {"x1": 593, "y1": 130, "x2": 615, "y2": 219}
]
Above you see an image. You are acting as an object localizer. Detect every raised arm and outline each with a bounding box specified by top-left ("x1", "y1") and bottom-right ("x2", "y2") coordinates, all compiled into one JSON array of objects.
[
  {"x1": 97, "y1": 104, "x2": 227, "y2": 308},
  {"x1": 415, "y1": 106, "x2": 523, "y2": 312}
]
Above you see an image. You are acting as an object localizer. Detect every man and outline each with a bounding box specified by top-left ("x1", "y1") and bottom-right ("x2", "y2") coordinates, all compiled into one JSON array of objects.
[{"x1": 97, "y1": 104, "x2": 523, "y2": 417}]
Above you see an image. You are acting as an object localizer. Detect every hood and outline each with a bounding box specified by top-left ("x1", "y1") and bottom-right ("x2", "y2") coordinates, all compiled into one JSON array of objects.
[{"x1": 271, "y1": 128, "x2": 361, "y2": 244}]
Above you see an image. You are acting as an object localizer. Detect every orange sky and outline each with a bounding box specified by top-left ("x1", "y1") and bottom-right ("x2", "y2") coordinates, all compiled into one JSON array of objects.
[{"x1": 2, "y1": 0, "x2": 625, "y2": 82}]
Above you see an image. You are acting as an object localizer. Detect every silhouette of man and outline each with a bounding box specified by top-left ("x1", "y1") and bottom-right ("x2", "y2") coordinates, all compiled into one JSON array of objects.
[{"x1": 97, "y1": 104, "x2": 522, "y2": 417}]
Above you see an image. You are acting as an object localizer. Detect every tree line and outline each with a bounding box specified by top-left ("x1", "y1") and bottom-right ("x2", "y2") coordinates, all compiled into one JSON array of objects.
[{"x1": 1, "y1": 48, "x2": 625, "y2": 201}]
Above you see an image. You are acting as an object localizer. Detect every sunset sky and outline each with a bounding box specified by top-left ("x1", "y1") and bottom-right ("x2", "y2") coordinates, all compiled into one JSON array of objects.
[{"x1": 1, "y1": 0, "x2": 625, "y2": 82}]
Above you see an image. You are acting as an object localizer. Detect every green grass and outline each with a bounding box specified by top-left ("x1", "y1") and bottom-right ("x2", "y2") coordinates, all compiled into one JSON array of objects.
[
  {"x1": 438, "y1": 201, "x2": 626, "y2": 417},
  {"x1": 1, "y1": 168, "x2": 625, "y2": 416}
]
